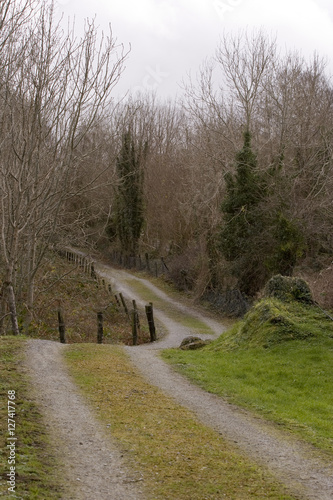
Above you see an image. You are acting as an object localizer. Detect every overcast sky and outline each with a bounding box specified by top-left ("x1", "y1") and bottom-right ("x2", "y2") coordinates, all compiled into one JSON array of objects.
[{"x1": 55, "y1": 0, "x2": 333, "y2": 100}]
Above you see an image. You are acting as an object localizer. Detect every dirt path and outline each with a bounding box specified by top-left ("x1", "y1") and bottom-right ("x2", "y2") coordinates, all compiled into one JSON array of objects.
[
  {"x1": 96, "y1": 264, "x2": 225, "y2": 347},
  {"x1": 24, "y1": 339, "x2": 144, "y2": 500},
  {"x1": 95, "y1": 261, "x2": 333, "y2": 500}
]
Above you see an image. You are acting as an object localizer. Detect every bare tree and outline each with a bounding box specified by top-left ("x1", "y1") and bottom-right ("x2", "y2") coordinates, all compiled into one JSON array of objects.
[
  {"x1": 215, "y1": 29, "x2": 276, "y2": 131},
  {"x1": 0, "y1": 0, "x2": 128, "y2": 333}
]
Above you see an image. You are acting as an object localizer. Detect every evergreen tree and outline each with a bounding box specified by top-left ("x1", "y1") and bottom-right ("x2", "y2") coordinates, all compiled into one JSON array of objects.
[
  {"x1": 113, "y1": 130, "x2": 145, "y2": 255},
  {"x1": 220, "y1": 130, "x2": 266, "y2": 295},
  {"x1": 265, "y1": 212, "x2": 306, "y2": 277}
]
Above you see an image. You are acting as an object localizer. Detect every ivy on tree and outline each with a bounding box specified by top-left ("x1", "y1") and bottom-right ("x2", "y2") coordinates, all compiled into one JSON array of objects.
[
  {"x1": 266, "y1": 212, "x2": 305, "y2": 277},
  {"x1": 112, "y1": 130, "x2": 146, "y2": 255}
]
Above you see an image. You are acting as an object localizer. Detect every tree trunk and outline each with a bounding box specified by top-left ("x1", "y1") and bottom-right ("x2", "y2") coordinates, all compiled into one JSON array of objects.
[
  {"x1": 24, "y1": 234, "x2": 37, "y2": 333},
  {"x1": 0, "y1": 286, "x2": 6, "y2": 335},
  {"x1": 5, "y1": 281, "x2": 19, "y2": 335}
]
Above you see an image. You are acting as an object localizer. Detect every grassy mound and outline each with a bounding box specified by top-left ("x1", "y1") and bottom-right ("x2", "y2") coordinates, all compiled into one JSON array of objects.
[
  {"x1": 162, "y1": 287, "x2": 333, "y2": 452},
  {"x1": 209, "y1": 298, "x2": 333, "y2": 350},
  {"x1": 207, "y1": 274, "x2": 332, "y2": 350}
]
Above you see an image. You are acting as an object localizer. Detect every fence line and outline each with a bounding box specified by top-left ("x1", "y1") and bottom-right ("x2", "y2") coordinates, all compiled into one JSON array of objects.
[
  {"x1": 55, "y1": 247, "x2": 157, "y2": 344},
  {"x1": 109, "y1": 250, "x2": 169, "y2": 278}
]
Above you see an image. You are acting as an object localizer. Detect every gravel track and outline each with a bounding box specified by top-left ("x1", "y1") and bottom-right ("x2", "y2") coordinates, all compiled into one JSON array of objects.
[
  {"x1": 98, "y1": 262, "x2": 333, "y2": 500},
  {"x1": 24, "y1": 255, "x2": 333, "y2": 499},
  {"x1": 24, "y1": 339, "x2": 144, "y2": 500}
]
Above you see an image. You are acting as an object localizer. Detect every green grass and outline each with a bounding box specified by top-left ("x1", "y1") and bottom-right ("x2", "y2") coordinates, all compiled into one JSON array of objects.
[
  {"x1": 65, "y1": 344, "x2": 296, "y2": 500},
  {"x1": 124, "y1": 277, "x2": 215, "y2": 335},
  {"x1": 161, "y1": 298, "x2": 333, "y2": 455},
  {"x1": 0, "y1": 336, "x2": 64, "y2": 498}
]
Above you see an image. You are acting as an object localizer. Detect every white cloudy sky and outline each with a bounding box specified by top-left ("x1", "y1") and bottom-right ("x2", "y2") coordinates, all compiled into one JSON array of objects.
[{"x1": 55, "y1": 0, "x2": 333, "y2": 99}]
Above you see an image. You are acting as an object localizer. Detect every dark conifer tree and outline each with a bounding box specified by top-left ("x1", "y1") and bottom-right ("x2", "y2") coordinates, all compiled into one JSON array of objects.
[
  {"x1": 220, "y1": 130, "x2": 266, "y2": 295},
  {"x1": 113, "y1": 130, "x2": 145, "y2": 255}
]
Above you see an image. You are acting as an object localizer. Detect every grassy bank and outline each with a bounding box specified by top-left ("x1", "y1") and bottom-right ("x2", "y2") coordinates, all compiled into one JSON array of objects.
[
  {"x1": 0, "y1": 337, "x2": 63, "y2": 499},
  {"x1": 65, "y1": 343, "x2": 296, "y2": 500},
  {"x1": 19, "y1": 251, "x2": 147, "y2": 345},
  {"x1": 161, "y1": 298, "x2": 333, "y2": 455}
]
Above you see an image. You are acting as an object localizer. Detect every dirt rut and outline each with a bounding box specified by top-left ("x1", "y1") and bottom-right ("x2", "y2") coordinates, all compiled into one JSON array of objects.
[{"x1": 24, "y1": 339, "x2": 143, "y2": 500}]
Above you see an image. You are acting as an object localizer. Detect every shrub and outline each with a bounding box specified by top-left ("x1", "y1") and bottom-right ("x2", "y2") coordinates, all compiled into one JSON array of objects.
[{"x1": 264, "y1": 275, "x2": 313, "y2": 304}]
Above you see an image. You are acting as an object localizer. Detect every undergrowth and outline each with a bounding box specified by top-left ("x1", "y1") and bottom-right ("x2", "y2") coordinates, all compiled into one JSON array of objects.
[{"x1": 22, "y1": 252, "x2": 149, "y2": 344}]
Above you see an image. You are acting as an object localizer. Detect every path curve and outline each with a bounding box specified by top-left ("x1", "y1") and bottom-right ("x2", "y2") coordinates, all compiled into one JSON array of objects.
[
  {"x1": 95, "y1": 260, "x2": 333, "y2": 500},
  {"x1": 96, "y1": 263, "x2": 225, "y2": 348},
  {"x1": 24, "y1": 339, "x2": 144, "y2": 500}
]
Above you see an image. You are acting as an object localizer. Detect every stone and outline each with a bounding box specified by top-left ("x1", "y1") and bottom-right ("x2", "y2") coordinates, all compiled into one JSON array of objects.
[{"x1": 179, "y1": 336, "x2": 212, "y2": 350}]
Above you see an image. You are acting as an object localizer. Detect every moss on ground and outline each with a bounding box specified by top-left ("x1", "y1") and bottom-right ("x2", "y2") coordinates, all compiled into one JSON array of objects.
[{"x1": 209, "y1": 297, "x2": 333, "y2": 350}]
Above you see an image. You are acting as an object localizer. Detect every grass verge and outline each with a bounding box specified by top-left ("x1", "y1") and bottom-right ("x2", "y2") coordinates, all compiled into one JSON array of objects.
[
  {"x1": 65, "y1": 343, "x2": 296, "y2": 500},
  {"x1": 161, "y1": 299, "x2": 333, "y2": 455},
  {"x1": 0, "y1": 336, "x2": 64, "y2": 499}
]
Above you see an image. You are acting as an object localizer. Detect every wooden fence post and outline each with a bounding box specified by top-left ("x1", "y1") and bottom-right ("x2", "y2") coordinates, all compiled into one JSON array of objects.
[
  {"x1": 145, "y1": 302, "x2": 156, "y2": 342},
  {"x1": 91, "y1": 262, "x2": 96, "y2": 279},
  {"x1": 97, "y1": 312, "x2": 103, "y2": 344},
  {"x1": 119, "y1": 292, "x2": 129, "y2": 318},
  {"x1": 132, "y1": 310, "x2": 138, "y2": 345},
  {"x1": 132, "y1": 300, "x2": 140, "y2": 332},
  {"x1": 58, "y1": 306, "x2": 66, "y2": 344},
  {"x1": 145, "y1": 252, "x2": 150, "y2": 271},
  {"x1": 161, "y1": 257, "x2": 169, "y2": 272}
]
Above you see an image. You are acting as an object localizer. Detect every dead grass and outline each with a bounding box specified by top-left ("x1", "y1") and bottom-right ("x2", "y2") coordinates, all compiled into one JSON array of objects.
[{"x1": 65, "y1": 343, "x2": 297, "y2": 500}]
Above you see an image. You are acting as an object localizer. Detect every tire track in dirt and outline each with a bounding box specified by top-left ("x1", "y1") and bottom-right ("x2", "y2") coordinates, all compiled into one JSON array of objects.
[
  {"x1": 96, "y1": 263, "x2": 225, "y2": 348},
  {"x1": 24, "y1": 339, "x2": 144, "y2": 500}
]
